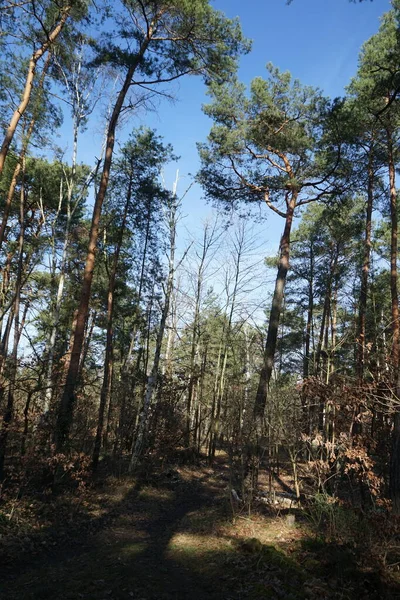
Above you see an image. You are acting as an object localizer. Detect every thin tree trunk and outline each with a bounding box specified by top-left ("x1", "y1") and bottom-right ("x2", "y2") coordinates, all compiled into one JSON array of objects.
[
  {"x1": 92, "y1": 172, "x2": 133, "y2": 470},
  {"x1": 0, "y1": 252, "x2": 13, "y2": 339},
  {"x1": 122, "y1": 203, "x2": 152, "y2": 376},
  {"x1": 0, "y1": 7, "x2": 71, "y2": 176},
  {"x1": 186, "y1": 268, "x2": 202, "y2": 447},
  {"x1": 186, "y1": 220, "x2": 220, "y2": 446},
  {"x1": 195, "y1": 345, "x2": 207, "y2": 451},
  {"x1": 330, "y1": 284, "x2": 338, "y2": 378},
  {"x1": 42, "y1": 90, "x2": 86, "y2": 413},
  {"x1": 207, "y1": 337, "x2": 224, "y2": 459},
  {"x1": 0, "y1": 161, "x2": 25, "y2": 480},
  {"x1": 304, "y1": 242, "x2": 314, "y2": 379},
  {"x1": 323, "y1": 298, "x2": 330, "y2": 384},
  {"x1": 387, "y1": 127, "x2": 400, "y2": 513},
  {"x1": 357, "y1": 147, "x2": 374, "y2": 381},
  {"x1": 103, "y1": 359, "x2": 115, "y2": 450},
  {"x1": 164, "y1": 287, "x2": 176, "y2": 378},
  {"x1": 55, "y1": 37, "x2": 152, "y2": 451},
  {"x1": 0, "y1": 54, "x2": 51, "y2": 252},
  {"x1": 315, "y1": 249, "x2": 338, "y2": 379},
  {"x1": 129, "y1": 195, "x2": 177, "y2": 471},
  {"x1": 79, "y1": 310, "x2": 96, "y2": 380},
  {"x1": 210, "y1": 224, "x2": 244, "y2": 461}
]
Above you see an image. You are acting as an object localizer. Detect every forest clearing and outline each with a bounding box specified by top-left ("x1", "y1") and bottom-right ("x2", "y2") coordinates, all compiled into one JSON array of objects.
[{"x1": 2, "y1": 0, "x2": 400, "y2": 597}]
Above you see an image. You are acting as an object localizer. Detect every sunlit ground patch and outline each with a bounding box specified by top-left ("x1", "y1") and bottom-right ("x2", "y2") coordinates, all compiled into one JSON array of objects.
[
  {"x1": 119, "y1": 541, "x2": 148, "y2": 556},
  {"x1": 137, "y1": 487, "x2": 175, "y2": 502}
]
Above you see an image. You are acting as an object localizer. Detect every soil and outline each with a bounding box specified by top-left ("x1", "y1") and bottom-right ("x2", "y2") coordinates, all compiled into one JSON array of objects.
[{"x1": 0, "y1": 457, "x2": 399, "y2": 600}]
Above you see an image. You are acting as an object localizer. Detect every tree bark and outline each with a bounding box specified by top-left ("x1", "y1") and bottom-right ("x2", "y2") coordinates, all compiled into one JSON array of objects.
[
  {"x1": 129, "y1": 196, "x2": 177, "y2": 471},
  {"x1": 254, "y1": 194, "x2": 297, "y2": 418},
  {"x1": 357, "y1": 146, "x2": 374, "y2": 382},
  {"x1": 0, "y1": 161, "x2": 25, "y2": 480},
  {"x1": 0, "y1": 6, "x2": 71, "y2": 176},
  {"x1": 304, "y1": 241, "x2": 314, "y2": 379},
  {"x1": 0, "y1": 54, "x2": 51, "y2": 252},
  {"x1": 55, "y1": 38, "x2": 151, "y2": 451},
  {"x1": 387, "y1": 126, "x2": 400, "y2": 513},
  {"x1": 92, "y1": 171, "x2": 132, "y2": 470},
  {"x1": 186, "y1": 220, "x2": 219, "y2": 446}
]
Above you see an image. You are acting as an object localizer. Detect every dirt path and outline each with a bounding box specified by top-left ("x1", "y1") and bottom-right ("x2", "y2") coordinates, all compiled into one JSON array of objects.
[
  {"x1": 1, "y1": 460, "x2": 398, "y2": 600},
  {"x1": 0, "y1": 464, "x2": 234, "y2": 600}
]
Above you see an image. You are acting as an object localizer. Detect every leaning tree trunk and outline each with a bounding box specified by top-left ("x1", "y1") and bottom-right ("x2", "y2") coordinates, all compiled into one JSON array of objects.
[
  {"x1": 0, "y1": 55, "x2": 51, "y2": 252},
  {"x1": 0, "y1": 7, "x2": 70, "y2": 176},
  {"x1": 55, "y1": 38, "x2": 152, "y2": 452},
  {"x1": 253, "y1": 195, "x2": 297, "y2": 418}
]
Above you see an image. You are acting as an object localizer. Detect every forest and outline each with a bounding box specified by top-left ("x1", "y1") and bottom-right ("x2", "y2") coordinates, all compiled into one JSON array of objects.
[{"x1": 1, "y1": 0, "x2": 400, "y2": 599}]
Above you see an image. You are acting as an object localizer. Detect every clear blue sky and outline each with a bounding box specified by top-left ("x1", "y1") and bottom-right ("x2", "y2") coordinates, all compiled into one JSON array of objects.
[{"x1": 76, "y1": 0, "x2": 390, "y2": 250}]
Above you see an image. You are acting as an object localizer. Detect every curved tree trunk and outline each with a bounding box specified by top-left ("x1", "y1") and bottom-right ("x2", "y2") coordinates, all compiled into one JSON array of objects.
[
  {"x1": 0, "y1": 54, "x2": 51, "y2": 252},
  {"x1": 254, "y1": 195, "x2": 297, "y2": 418},
  {"x1": 0, "y1": 6, "x2": 71, "y2": 176}
]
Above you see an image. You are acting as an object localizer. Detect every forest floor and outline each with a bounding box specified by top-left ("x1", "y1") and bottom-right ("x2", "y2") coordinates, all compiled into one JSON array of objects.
[{"x1": 1, "y1": 454, "x2": 400, "y2": 600}]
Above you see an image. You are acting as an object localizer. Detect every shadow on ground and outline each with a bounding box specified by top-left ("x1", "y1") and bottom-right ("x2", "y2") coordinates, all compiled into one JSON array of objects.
[{"x1": 0, "y1": 458, "x2": 399, "y2": 600}]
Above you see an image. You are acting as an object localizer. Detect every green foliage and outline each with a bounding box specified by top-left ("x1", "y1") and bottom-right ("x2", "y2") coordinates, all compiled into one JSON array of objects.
[
  {"x1": 349, "y1": 4, "x2": 400, "y2": 119},
  {"x1": 306, "y1": 493, "x2": 360, "y2": 543},
  {"x1": 91, "y1": 0, "x2": 250, "y2": 85},
  {"x1": 198, "y1": 63, "x2": 341, "y2": 211}
]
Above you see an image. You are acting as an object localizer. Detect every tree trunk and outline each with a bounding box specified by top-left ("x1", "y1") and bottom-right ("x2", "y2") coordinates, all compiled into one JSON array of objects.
[
  {"x1": 329, "y1": 283, "x2": 338, "y2": 379},
  {"x1": 304, "y1": 241, "x2": 314, "y2": 379},
  {"x1": 387, "y1": 127, "x2": 400, "y2": 513},
  {"x1": 185, "y1": 220, "x2": 219, "y2": 445},
  {"x1": 55, "y1": 39, "x2": 151, "y2": 451},
  {"x1": 164, "y1": 287, "x2": 176, "y2": 378},
  {"x1": 0, "y1": 162, "x2": 25, "y2": 480},
  {"x1": 0, "y1": 7, "x2": 71, "y2": 176},
  {"x1": 209, "y1": 224, "x2": 243, "y2": 461},
  {"x1": 42, "y1": 81, "x2": 90, "y2": 413},
  {"x1": 92, "y1": 172, "x2": 132, "y2": 471},
  {"x1": 129, "y1": 196, "x2": 177, "y2": 471},
  {"x1": 0, "y1": 54, "x2": 51, "y2": 252},
  {"x1": 122, "y1": 203, "x2": 152, "y2": 377},
  {"x1": 357, "y1": 147, "x2": 374, "y2": 382},
  {"x1": 254, "y1": 195, "x2": 297, "y2": 418},
  {"x1": 0, "y1": 252, "x2": 13, "y2": 339},
  {"x1": 186, "y1": 267, "x2": 202, "y2": 447}
]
